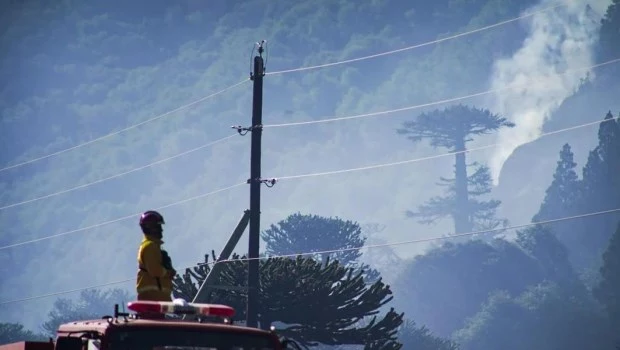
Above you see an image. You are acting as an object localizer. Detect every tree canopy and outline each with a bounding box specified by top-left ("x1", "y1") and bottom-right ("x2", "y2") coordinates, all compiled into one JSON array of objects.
[
  {"x1": 397, "y1": 104, "x2": 515, "y2": 151},
  {"x1": 173, "y1": 253, "x2": 404, "y2": 348},
  {"x1": 397, "y1": 104, "x2": 513, "y2": 235},
  {"x1": 262, "y1": 212, "x2": 366, "y2": 265},
  {"x1": 0, "y1": 323, "x2": 46, "y2": 346},
  {"x1": 453, "y1": 282, "x2": 615, "y2": 350},
  {"x1": 532, "y1": 112, "x2": 620, "y2": 272},
  {"x1": 593, "y1": 221, "x2": 620, "y2": 346},
  {"x1": 2, "y1": 1, "x2": 620, "y2": 349},
  {"x1": 391, "y1": 237, "x2": 547, "y2": 337},
  {"x1": 261, "y1": 212, "x2": 380, "y2": 281},
  {"x1": 41, "y1": 289, "x2": 134, "y2": 336}
]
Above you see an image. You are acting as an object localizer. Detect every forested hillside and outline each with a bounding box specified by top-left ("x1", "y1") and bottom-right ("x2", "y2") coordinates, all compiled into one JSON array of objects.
[{"x1": 1, "y1": 0, "x2": 619, "y2": 348}]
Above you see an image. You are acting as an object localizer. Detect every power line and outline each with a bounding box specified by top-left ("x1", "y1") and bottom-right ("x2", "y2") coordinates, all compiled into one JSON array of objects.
[
  {"x1": 0, "y1": 134, "x2": 238, "y2": 211},
  {"x1": 272, "y1": 117, "x2": 616, "y2": 181},
  {"x1": 0, "y1": 2, "x2": 563, "y2": 174},
  {"x1": 0, "y1": 1, "x2": 562, "y2": 175},
  {"x1": 4, "y1": 57, "x2": 615, "y2": 211},
  {"x1": 0, "y1": 182, "x2": 246, "y2": 251},
  {"x1": 231, "y1": 208, "x2": 620, "y2": 262},
  {"x1": 0, "y1": 278, "x2": 137, "y2": 305},
  {"x1": 265, "y1": 3, "x2": 566, "y2": 76},
  {"x1": 2, "y1": 205, "x2": 619, "y2": 305},
  {"x1": 264, "y1": 58, "x2": 620, "y2": 128},
  {"x1": 0, "y1": 79, "x2": 250, "y2": 173},
  {"x1": 0, "y1": 116, "x2": 613, "y2": 251},
  {"x1": 1, "y1": 62, "x2": 615, "y2": 251},
  {"x1": 0, "y1": 0, "x2": 608, "y2": 307}
]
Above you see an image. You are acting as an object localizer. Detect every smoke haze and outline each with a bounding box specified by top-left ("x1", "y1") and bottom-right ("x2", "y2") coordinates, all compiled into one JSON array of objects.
[{"x1": 487, "y1": 0, "x2": 609, "y2": 184}]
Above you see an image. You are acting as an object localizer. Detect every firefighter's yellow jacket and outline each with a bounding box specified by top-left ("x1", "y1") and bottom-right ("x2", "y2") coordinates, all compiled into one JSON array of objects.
[{"x1": 136, "y1": 236, "x2": 173, "y2": 301}]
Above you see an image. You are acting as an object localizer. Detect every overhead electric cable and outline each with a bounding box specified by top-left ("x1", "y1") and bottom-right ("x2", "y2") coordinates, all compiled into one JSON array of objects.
[
  {"x1": 0, "y1": 116, "x2": 615, "y2": 251},
  {"x1": 2, "y1": 205, "x2": 619, "y2": 305},
  {"x1": 264, "y1": 58, "x2": 620, "y2": 128},
  {"x1": 231, "y1": 208, "x2": 620, "y2": 262},
  {"x1": 0, "y1": 79, "x2": 249, "y2": 173},
  {"x1": 0, "y1": 134, "x2": 238, "y2": 210},
  {"x1": 0, "y1": 182, "x2": 246, "y2": 251},
  {"x1": 266, "y1": 3, "x2": 566, "y2": 75},
  {"x1": 272, "y1": 117, "x2": 617, "y2": 181}
]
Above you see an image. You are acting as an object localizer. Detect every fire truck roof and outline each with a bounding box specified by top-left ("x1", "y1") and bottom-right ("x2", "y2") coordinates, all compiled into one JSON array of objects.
[
  {"x1": 56, "y1": 317, "x2": 273, "y2": 336},
  {"x1": 56, "y1": 299, "x2": 272, "y2": 337}
]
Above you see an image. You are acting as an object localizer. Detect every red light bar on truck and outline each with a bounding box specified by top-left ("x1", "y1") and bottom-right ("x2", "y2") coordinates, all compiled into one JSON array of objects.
[{"x1": 127, "y1": 299, "x2": 235, "y2": 318}]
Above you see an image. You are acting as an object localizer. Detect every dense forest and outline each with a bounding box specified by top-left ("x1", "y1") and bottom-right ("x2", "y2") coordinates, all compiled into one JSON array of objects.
[{"x1": 1, "y1": 0, "x2": 619, "y2": 348}]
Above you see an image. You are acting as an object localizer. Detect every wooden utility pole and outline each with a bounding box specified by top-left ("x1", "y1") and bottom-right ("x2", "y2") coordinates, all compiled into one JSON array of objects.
[{"x1": 247, "y1": 40, "x2": 265, "y2": 328}]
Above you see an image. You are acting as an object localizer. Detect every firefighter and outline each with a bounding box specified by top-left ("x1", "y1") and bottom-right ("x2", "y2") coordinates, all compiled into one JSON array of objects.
[{"x1": 136, "y1": 210, "x2": 176, "y2": 302}]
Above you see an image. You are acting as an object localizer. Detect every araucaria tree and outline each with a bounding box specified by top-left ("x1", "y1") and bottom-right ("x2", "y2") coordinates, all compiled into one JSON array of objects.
[
  {"x1": 261, "y1": 213, "x2": 380, "y2": 281},
  {"x1": 261, "y1": 213, "x2": 365, "y2": 265},
  {"x1": 397, "y1": 104, "x2": 514, "y2": 235},
  {"x1": 173, "y1": 253, "x2": 404, "y2": 349}
]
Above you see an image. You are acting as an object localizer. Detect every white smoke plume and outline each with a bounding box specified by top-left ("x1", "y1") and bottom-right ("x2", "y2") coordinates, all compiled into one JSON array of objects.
[{"x1": 487, "y1": 0, "x2": 610, "y2": 185}]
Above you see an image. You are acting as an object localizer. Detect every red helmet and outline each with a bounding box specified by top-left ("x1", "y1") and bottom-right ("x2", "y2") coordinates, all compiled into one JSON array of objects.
[{"x1": 139, "y1": 210, "x2": 165, "y2": 227}]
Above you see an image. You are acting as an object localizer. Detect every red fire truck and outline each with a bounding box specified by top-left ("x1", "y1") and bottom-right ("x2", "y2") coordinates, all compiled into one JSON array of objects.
[{"x1": 0, "y1": 299, "x2": 300, "y2": 350}]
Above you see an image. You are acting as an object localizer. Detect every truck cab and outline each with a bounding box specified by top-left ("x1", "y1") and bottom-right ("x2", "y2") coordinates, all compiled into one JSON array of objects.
[{"x1": 2, "y1": 299, "x2": 300, "y2": 350}]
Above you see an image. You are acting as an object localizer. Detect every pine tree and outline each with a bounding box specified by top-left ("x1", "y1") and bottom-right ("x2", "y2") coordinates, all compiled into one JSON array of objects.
[
  {"x1": 583, "y1": 112, "x2": 620, "y2": 208},
  {"x1": 597, "y1": 0, "x2": 620, "y2": 64},
  {"x1": 530, "y1": 143, "x2": 587, "y2": 269},
  {"x1": 577, "y1": 112, "x2": 620, "y2": 270},
  {"x1": 593, "y1": 221, "x2": 620, "y2": 346},
  {"x1": 532, "y1": 143, "x2": 582, "y2": 222},
  {"x1": 397, "y1": 104, "x2": 513, "y2": 235}
]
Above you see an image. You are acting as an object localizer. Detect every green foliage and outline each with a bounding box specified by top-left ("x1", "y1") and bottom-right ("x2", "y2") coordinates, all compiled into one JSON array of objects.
[
  {"x1": 0, "y1": 0, "x2": 545, "y2": 327},
  {"x1": 598, "y1": 0, "x2": 620, "y2": 63},
  {"x1": 41, "y1": 289, "x2": 133, "y2": 336},
  {"x1": 408, "y1": 163, "x2": 508, "y2": 233},
  {"x1": 593, "y1": 221, "x2": 620, "y2": 343},
  {"x1": 581, "y1": 112, "x2": 620, "y2": 211},
  {"x1": 515, "y1": 224, "x2": 581, "y2": 287},
  {"x1": 579, "y1": 112, "x2": 620, "y2": 263},
  {"x1": 396, "y1": 104, "x2": 515, "y2": 151},
  {"x1": 397, "y1": 320, "x2": 459, "y2": 350},
  {"x1": 173, "y1": 253, "x2": 403, "y2": 349},
  {"x1": 531, "y1": 112, "x2": 620, "y2": 272},
  {"x1": 532, "y1": 143, "x2": 582, "y2": 223},
  {"x1": 392, "y1": 238, "x2": 546, "y2": 337},
  {"x1": 0, "y1": 322, "x2": 47, "y2": 346},
  {"x1": 261, "y1": 212, "x2": 380, "y2": 281},
  {"x1": 397, "y1": 104, "x2": 513, "y2": 234},
  {"x1": 453, "y1": 282, "x2": 615, "y2": 350},
  {"x1": 2, "y1": 1, "x2": 620, "y2": 348},
  {"x1": 262, "y1": 212, "x2": 365, "y2": 265}
]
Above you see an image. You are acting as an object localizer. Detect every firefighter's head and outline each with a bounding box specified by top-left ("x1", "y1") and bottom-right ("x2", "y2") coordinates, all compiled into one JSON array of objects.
[{"x1": 139, "y1": 210, "x2": 165, "y2": 238}]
